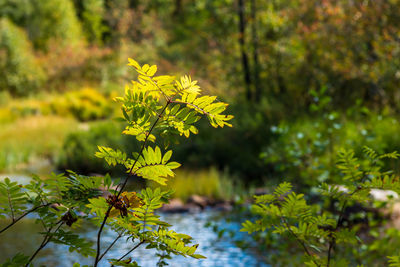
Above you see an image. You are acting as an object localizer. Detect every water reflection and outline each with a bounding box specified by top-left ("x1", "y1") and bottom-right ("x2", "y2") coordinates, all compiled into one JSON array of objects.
[{"x1": 0, "y1": 211, "x2": 268, "y2": 266}]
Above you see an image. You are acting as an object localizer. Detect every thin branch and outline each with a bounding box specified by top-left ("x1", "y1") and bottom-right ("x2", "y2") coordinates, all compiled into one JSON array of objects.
[
  {"x1": 171, "y1": 100, "x2": 212, "y2": 117},
  {"x1": 0, "y1": 204, "x2": 50, "y2": 234},
  {"x1": 277, "y1": 204, "x2": 320, "y2": 267},
  {"x1": 94, "y1": 100, "x2": 172, "y2": 267},
  {"x1": 282, "y1": 218, "x2": 320, "y2": 267},
  {"x1": 98, "y1": 234, "x2": 123, "y2": 262},
  {"x1": 327, "y1": 185, "x2": 362, "y2": 267},
  {"x1": 25, "y1": 221, "x2": 64, "y2": 267},
  {"x1": 148, "y1": 76, "x2": 171, "y2": 102},
  {"x1": 112, "y1": 240, "x2": 145, "y2": 266}
]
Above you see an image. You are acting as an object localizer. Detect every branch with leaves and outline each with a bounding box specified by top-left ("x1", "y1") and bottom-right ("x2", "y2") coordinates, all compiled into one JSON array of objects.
[
  {"x1": 0, "y1": 58, "x2": 231, "y2": 267},
  {"x1": 242, "y1": 147, "x2": 400, "y2": 266},
  {"x1": 0, "y1": 59, "x2": 233, "y2": 266},
  {"x1": 89, "y1": 58, "x2": 232, "y2": 266}
]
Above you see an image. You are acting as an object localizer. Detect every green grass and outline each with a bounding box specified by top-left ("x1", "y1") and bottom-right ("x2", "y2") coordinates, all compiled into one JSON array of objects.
[
  {"x1": 0, "y1": 83, "x2": 123, "y2": 173},
  {"x1": 0, "y1": 115, "x2": 79, "y2": 172},
  {"x1": 148, "y1": 167, "x2": 245, "y2": 202}
]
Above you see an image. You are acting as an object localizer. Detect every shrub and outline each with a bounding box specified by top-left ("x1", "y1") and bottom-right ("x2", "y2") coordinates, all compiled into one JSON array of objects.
[
  {"x1": 243, "y1": 147, "x2": 400, "y2": 266},
  {"x1": 80, "y1": 0, "x2": 107, "y2": 44},
  {"x1": 28, "y1": 0, "x2": 83, "y2": 50},
  {"x1": 148, "y1": 167, "x2": 239, "y2": 202},
  {"x1": 49, "y1": 88, "x2": 115, "y2": 121},
  {"x1": 58, "y1": 121, "x2": 133, "y2": 175},
  {"x1": 0, "y1": 18, "x2": 46, "y2": 96}
]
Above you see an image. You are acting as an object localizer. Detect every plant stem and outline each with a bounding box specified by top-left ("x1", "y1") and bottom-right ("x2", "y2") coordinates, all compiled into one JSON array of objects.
[
  {"x1": 0, "y1": 204, "x2": 50, "y2": 234},
  {"x1": 283, "y1": 218, "x2": 320, "y2": 267},
  {"x1": 327, "y1": 185, "x2": 363, "y2": 266},
  {"x1": 111, "y1": 240, "x2": 145, "y2": 266},
  {"x1": 25, "y1": 221, "x2": 64, "y2": 267},
  {"x1": 94, "y1": 100, "x2": 171, "y2": 266},
  {"x1": 98, "y1": 234, "x2": 122, "y2": 262},
  {"x1": 327, "y1": 199, "x2": 348, "y2": 267}
]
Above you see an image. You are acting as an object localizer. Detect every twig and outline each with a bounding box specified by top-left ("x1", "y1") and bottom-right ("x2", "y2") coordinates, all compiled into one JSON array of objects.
[
  {"x1": 282, "y1": 218, "x2": 320, "y2": 267},
  {"x1": 98, "y1": 234, "x2": 123, "y2": 262},
  {"x1": 0, "y1": 204, "x2": 50, "y2": 234},
  {"x1": 327, "y1": 198, "x2": 347, "y2": 267},
  {"x1": 111, "y1": 240, "x2": 146, "y2": 267},
  {"x1": 327, "y1": 186, "x2": 363, "y2": 267},
  {"x1": 25, "y1": 221, "x2": 64, "y2": 267},
  {"x1": 276, "y1": 204, "x2": 320, "y2": 267},
  {"x1": 94, "y1": 100, "x2": 172, "y2": 266}
]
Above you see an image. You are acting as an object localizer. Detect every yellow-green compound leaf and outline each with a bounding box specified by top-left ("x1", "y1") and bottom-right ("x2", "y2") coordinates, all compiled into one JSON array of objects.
[
  {"x1": 147, "y1": 65, "x2": 157, "y2": 77},
  {"x1": 128, "y1": 147, "x2": 180, "y2": 185},
  {"x1": 388, "y1": 256, "x2": 400, "y2": 267},
  {"x1": 127, "y1": 58, "x2": 140, "y2": 69},
  {"x1": 86, "y1": 197, "x2": 108, "y2": 218},
  {"x1": 175, "y1": 93, "x2": 233, "y2": 128},
  {"x1": 177, "y1": 75, "x2": 201, "y2": 95},
  {"x1": 95, "y1": 146, "x2": 127, "y2": 166}
]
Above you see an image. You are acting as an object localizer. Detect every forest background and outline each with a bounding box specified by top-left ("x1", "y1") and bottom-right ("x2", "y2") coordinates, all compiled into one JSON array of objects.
[{"x1": 1, "y1": 0, "x2": 400, "y2": 264}]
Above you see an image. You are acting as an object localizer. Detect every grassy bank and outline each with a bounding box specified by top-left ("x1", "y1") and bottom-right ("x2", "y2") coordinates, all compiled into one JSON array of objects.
[
  {"x1": 0, "y1": 115, "x2": 78, "y2": 172},
  {"x1": 148, "y1": 168, "x2": 250, "y2": 202}
]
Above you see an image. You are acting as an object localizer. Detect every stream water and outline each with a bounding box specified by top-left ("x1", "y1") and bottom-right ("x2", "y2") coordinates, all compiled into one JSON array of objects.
[
  {"x1": 0, "y1": 175, "x2": 268, "y2": 267},
  {"x1": 0, "y1": 211, "x2": 268, "y2": 266}
]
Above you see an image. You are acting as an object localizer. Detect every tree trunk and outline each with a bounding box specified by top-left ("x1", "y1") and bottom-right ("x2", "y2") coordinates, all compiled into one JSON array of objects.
[
  {"x1": 237, "y1": 0, "x2": 253, "y2": 101},
  {"x1": 173, "y1": 0, "x2": 183, "y2": 18},
  {"x1": 251, "y1": 0, "x2": 261, "y2": 102}
]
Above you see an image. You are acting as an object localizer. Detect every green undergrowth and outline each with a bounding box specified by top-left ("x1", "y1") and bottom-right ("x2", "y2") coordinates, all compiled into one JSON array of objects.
[
  {"x1": 263, "y1": 113, "x2": 400, "y2": 188},
  {"x1": 0, "y1": 84, "x2": 122, "y2": 172},
  {"x1": 147, "y1": 168, "x2": 248, "y2": 202},
  {"x1": 0, "y1": 115, "x2": 78, "y2": 172}
]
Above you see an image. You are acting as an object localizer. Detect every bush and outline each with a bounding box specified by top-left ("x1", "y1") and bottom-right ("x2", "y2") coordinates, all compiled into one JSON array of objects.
[
  {"x1": 80, "y1": 0, "x2": 107, "y2": 44},
  {"x1": 242, "y1": 148, "x2": 400, "y2": 266},
  {"x1": 58, "y1": 121, "x2": 131, "y2": 174},
  {"x1": 262, "y1": 114, "x2": 400, "y2": 188},
  {"x1": 172, "y1": 101, "x2": 272, "y2": 183},
  {"x1": 28, "y1": 0, "x2": 83, "y2": 50},
  {"x1": 0, "y1": 18, "x2": 46, "y2": 96},
  {"x1": 49, "y1": 88, "x2": 116, "y2": 121},
  {"x1": 58, "y1": 120, "x2": 144, "y2": 175},
  {"x1": 148, "y1": 168, "x2": 240, "y2": 201}
]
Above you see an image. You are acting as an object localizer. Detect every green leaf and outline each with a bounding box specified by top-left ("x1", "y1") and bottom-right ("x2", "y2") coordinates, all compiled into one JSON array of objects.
[{"x1": 127, "y1": 147, "x2": 180, "y2": 185}]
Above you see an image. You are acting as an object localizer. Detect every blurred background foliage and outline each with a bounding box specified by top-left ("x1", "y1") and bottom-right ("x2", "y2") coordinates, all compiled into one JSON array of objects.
[
  {"x1": 0, "y1": 0, "x2": 399, "y2": 191},
  {"x1": 1, "y1": 1, "x2": 400, "y2": 265}
]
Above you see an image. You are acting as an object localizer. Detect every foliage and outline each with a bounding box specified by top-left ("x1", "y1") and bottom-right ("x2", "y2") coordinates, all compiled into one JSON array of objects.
[
  {"x1": 0, "y1": 0, "x2": 33, "y2": 27},
  {"x1": 261, "y1": 87, "x2": 400, "y2": 188},
  {"x1": 0, "y1": 18, "x2": 46, "y2": 96},
  {"x1": 171, "y1": 101, "x2": 271, "y2": 181},
  {"x1": 49, "y1": 88, "x2": 116, "y2": 122},
  {"x1": 148, "y1": 167, "x2": 240, "y2": 202},
  {"x1": 0, "y1": 171, "x2": 107, "y2": 259},
  {"x1": 0, "y1": 115, "x2": 78, "y2": 172},
  {"x1": 0, "y1": 59, "x2": 232, "y2": 266},
  {"x1": 79, "y1": 0, "x2": 107, "y2": 45},
  {"x1": 27, "y1": 0, "x2": 83, "y2": 50},
  {"x1": 58, "y1": 121, "x2": 128, "y2": 175},
  {"x1": 242, "y1": 147, "x2": 400, "y2": 266}
]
